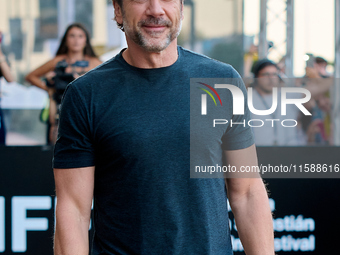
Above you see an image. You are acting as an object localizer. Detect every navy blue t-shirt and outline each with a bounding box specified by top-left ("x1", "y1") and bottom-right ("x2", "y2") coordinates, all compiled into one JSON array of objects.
[{"x1": 53, "y1": 46, "x2": 254, "y2": 255}]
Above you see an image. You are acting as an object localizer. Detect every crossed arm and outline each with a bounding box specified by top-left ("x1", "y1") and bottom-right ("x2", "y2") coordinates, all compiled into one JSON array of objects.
[
  {"x1": 224, "y1": 144, "x2": 275, "y2": 255},
  {"x1": 54, "y1": 166, "x2": 95, "y2": 255}
]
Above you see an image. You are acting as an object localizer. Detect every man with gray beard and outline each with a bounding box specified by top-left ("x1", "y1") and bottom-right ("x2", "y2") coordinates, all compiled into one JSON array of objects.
[{"x1": 53, "y1": 0, "x2": 274, "y2": 254}]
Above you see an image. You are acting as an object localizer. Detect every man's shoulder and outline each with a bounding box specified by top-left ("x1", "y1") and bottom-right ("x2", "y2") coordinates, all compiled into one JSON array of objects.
[{"x1": 178, "y1": 46, "x2": 240, "y2": 78}]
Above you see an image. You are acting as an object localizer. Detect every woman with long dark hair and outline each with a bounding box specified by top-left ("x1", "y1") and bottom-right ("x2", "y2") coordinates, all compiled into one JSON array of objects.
[{"x1": 26, "y1": 23, "x2": 102, "y2": 144}]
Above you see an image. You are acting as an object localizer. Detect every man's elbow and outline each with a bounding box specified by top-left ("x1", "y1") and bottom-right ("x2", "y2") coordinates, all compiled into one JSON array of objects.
[{"x1": 227, "y1": 178, "x2": 268, "y2": 205}]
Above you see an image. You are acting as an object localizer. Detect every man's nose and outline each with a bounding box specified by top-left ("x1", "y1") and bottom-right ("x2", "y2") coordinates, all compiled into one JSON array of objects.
[{"x1": 145, "y1": 0, "x2": 166, "y2": 17}]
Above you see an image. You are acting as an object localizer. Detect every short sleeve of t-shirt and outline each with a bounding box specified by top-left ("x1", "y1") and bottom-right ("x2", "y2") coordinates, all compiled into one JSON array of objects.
[
  {"x1": 221, "y1": 68, "x2": 254, "y2": 150},
  {"x1": 53, "y1": 84, "x2": 95, "y2": 169}
]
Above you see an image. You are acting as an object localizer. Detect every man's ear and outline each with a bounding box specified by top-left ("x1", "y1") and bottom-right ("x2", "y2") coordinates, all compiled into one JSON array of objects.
[
  {"x1": 113, "y1": 1, "x2": 123, "y2": 25},
  {"x1": 180, "y1": 2, "x2": 184, "y2": 20}
]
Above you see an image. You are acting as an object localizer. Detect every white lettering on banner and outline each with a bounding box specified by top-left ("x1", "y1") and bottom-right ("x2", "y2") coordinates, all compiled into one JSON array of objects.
[
  {"x1": 231, "y1": 235, "x2": 244, "y2": 251},
  {"x1": 0, "y1": 196, "x2": 94, "y2": 252},
  {"x1": 232, "y1": 235, "x2": 315, "y2": 252},
  {"x1": 11, "y1": 196, "x2": 51, "y2": 252},
  {"x1": 274, "y1": 235, "x2": 315, "y2": 252},
  {"x1": 269, "y1": 198, "x2": 275, "y2": 212},
  {"x1": 230, "y1": 199, "x2": 316, "y2": 253},
  {"x1": 273, "y1": 215, "x2": 315, "y2": 232},
  {"x1": 0, "y1": 197, "x2": 4, "y2": 252}
]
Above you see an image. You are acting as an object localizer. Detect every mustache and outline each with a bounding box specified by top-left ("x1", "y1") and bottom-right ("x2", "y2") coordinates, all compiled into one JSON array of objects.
[{"x1": 138, "y1": 17, "x2": 172, "y2": 27}]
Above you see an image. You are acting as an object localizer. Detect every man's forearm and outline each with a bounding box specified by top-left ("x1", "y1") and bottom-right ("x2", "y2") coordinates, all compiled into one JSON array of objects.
[
  {"x1": 229, "y1": 179, "x2": 274, "y2": 255},
  {"x1": 54, "y1": 205, "x2": 90, "y2": 255}
]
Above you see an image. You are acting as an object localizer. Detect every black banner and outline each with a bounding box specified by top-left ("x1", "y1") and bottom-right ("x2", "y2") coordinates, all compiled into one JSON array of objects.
[{"x1": 0, "y1": 146, "x2": 339, "y2": 254}]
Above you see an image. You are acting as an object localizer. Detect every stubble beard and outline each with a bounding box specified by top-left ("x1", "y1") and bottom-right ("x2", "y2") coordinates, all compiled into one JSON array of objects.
[{"x1": 123, "y1": 13, "x2": 183, "y2": 53}]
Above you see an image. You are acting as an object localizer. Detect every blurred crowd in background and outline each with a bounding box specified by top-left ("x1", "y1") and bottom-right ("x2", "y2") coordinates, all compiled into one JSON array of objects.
[{"x1": 243, "y1": 44, "x2": 334, "y2": 146}]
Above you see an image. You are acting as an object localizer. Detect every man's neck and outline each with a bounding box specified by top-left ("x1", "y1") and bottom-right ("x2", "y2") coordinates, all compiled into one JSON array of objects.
[{"x1": 122, "y1": 38, "x2": 178, "y2": 69}]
